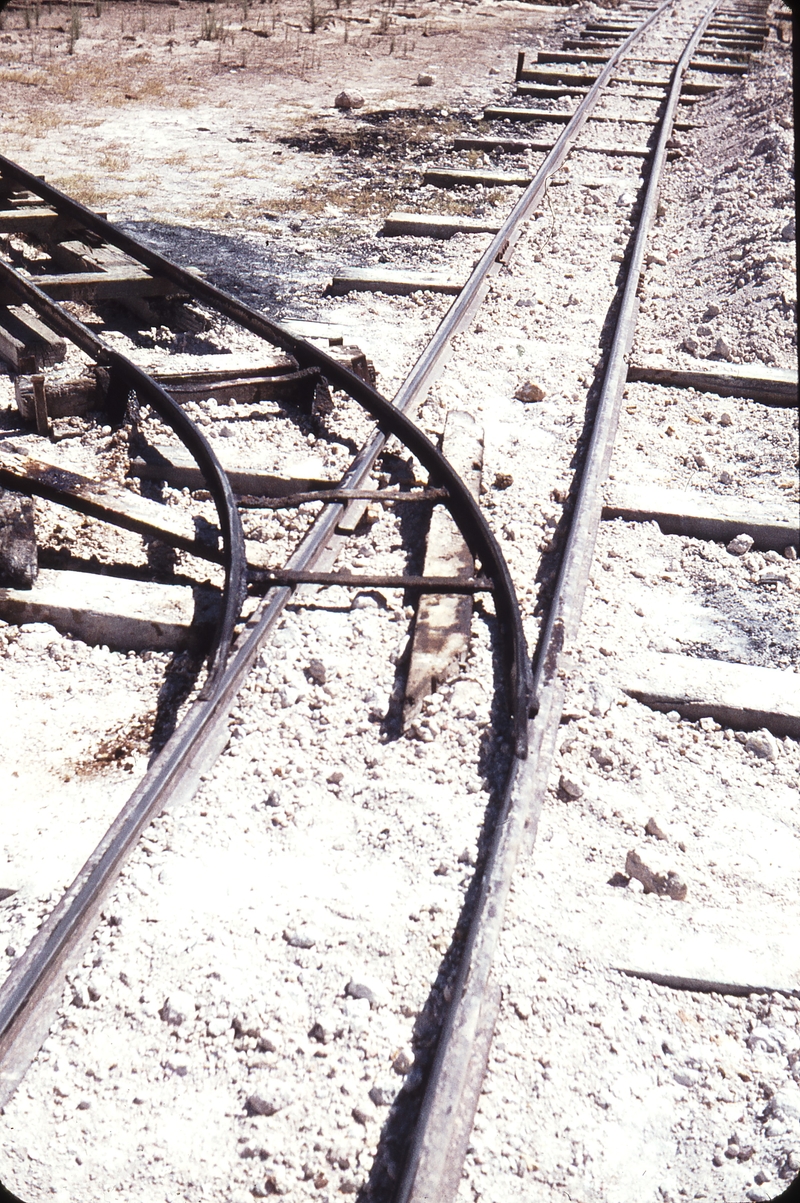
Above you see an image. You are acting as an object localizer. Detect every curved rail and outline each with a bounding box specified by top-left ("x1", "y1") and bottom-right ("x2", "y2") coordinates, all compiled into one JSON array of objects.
[{"x1": 0, "y1": 258, "x2": 247, "y2": 691}]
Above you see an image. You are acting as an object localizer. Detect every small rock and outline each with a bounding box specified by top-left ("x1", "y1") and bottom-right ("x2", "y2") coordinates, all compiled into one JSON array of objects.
[
  {"x1": 160, "y1": 991, "x2": 196, "y2": 1026},
  {"x1": 718, "y1": 412, "x2": 733, "y2": 427},
  {"x1": 306, "y1": 657, "x2": 327, "y2": 685},
  {"x1": 392, "y1": 1048, "x2": 414, "y2": 1075},
  {"x1": 727, "y1": 533, "x2": 754, "y2": 556},
  {"x1": 712, "y1": 1152, "x2": 724, "y2": 1167},
  {"x1": 511, "y1": 996, "x2": 532, "y2": 1021},
  {"x1": 589, "y1": 681, "x2": 614, "y2": 717},
  {"x1": 457, "y1": 846, "x2": 476, "y2": 866},
  {"x1": 645, "y1": 816, "x2": 668, "y2": 841},
  {"x1": 416, "y1": 72, "x2": 434, "y2": 86},
  {"x1": 369, "y1": 1080, "x2": 396, "y2": 1107},
  {"x1": 704, "y1": 303, "x2": 721, "y2": 318},
  {"x1": 719, "y1": 470, "x2": 733, "y2": 484},
  {"x1": 352, "y1": 1103, "x2": 375, "y2": 1126},
  {"x1": 696, "y1": 324, "x2": 712, "y2": 337},
  {"x1": 617, "y1": 191, "x2": 636, "y2": 206},
  {"x1": 335, "y1": 90, "x2": 364, "y2": 110},
  {"x1": 283, "y1": 927, "x2": 316, "y2": 949},
  {"x1": 780, "y1": 218, "x2": 795, "y2": 242},
  {"x1": 784, "y1": 546, "x2": 797, "y2": 561},
  {"x1": 559, "y1": 774, "x2": 584, "y2": 799},
  {"x1": 745, "y1": 729, "x2": 778, "y2": 762},
  {"x1": 714, "y1": 337, "x2": 733, "y2": 360},
  {"x1": 673, "y1": 1069, "x2": 700, "y2": 1088},
  {"x1": 767, "y1": 1084, "x2": 800, "y2": 1123},
  {"x1": 590, "y1": 745, "x2": 614, "y2": 769},
  {"x1": 263, "y1": 1170, "x2": 292, "y2": 1196},
  {"x1": 309, "y1": 1013, "x2": 342, "y2": 1045},
  {"x1": 76, "y1": 1099, "x2": 91, "y2": 1111},
  {"x1": 746, "y1": 1191, "x2": 770, "y2": 1203},
  {"x1": 754, "y1": 1171, "x2": 770, "y2": 1186},
  {"x1": 725, "y1": 1144, "x2": 740, "y2": 1159},
  {"x1": 625, "y1": 848, "x2": 687, "y2": 900},
  {"x1": 346, "y1": 976, "x2": 390, "y2": 1008},
  {"x1": 351, "y1": 593, "x2": 379, "y2": 609},
  {"x1": 682, "y1": 336, "x2": 699, "y2": 356},
  {"x1": 693, "y1": 453, "x2": 708, "y2": 469},
  {"x1": 206, "y1": 1015, "x2": 230, "y2": 1038},
  {"x1": 514, "y1": 381, "x2": 546, "y2": 403},
  {"x1": 71, "y1": 981, "x2": 90, "y2": 1008},
  {"x1": 494, "y1": 472, "x2": 513, "y2": 490},
  {"x1": 246, "y1": 1081, "x2": 291, "y2": 1117}
]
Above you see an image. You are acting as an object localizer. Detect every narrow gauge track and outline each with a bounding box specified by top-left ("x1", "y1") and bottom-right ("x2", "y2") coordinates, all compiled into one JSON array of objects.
[{"x1": 0, "y1": 0, "x2": 795, "y2": 1200}]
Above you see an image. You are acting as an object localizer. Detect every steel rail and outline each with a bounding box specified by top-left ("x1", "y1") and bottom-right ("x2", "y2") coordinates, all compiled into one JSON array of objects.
[
  {"x1": 394, "y1": 2, "x2": 724, "y2": 1198},
  {"x1": 0, "y1": 155, "x2": 530, "y2": 754},
  {"x1": 0, "y1": 259, "x2": 246, "y2": 691}
]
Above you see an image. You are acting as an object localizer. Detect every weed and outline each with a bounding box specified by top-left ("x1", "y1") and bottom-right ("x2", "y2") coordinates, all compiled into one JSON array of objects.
[
  {"x1": 200, "y1": 1, "x2": 226, "y2": 41},
  {"x1": 99, "y1": 147, "x2": 131, "y2": 173},
  {"x1": 67, "y1": 3, "x2": 81, "y2": 53},
  {"x1": 0, "y1": 67, "x2": 47, "y2": 86},
  {"x1": 52, "y1": 173, "x2": 106, "y2": 207}
]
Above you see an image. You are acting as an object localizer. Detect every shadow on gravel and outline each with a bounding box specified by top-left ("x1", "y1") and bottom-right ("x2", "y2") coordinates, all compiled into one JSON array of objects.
[{"x1": 364, "y1": 601, "x2": 512, "y2": 1199}]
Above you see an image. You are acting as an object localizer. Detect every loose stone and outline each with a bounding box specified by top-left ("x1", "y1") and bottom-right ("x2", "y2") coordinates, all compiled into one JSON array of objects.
[
  {"x1": 727, "y1": 533, "x2": 754, "y2": 555},
  {"x1": 160, "y1": 991, "x2": 196, "y2": 1026},
  {"x1": 625, "y1": 848, "x2": 688, "y2": 901},
  {"x1": 745, "y1": 729, "x2": 779, "y2": 761},
  {"x1": 246, "y1": 1081, "x2": 291, "y2": 1116},
  {"x1": 334, "y1": 91, "x2": 364, "y2": 110},
  {"x1": 559, "y1": 774, "x2": 584, "y2": 799},
  {"x1": 514, "y1": 381, "x2": 546, "y2": 403},
  {"x1": 645, "y1": 816, "x2": 668, "y2": 841},
  {"x1": 346, "y1": 976, "x2": 390, "y2": 1008}
]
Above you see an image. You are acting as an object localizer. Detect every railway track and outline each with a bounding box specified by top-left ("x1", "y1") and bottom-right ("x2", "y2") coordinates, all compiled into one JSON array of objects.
[{"x1": 0, "y1": 0, "x2": 797, "y2": 1199}]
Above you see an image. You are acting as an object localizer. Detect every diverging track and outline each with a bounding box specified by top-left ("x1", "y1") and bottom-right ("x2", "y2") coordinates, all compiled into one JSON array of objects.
[{"x1": 0, "y1": 0, "x2": 797, "y2": 1199}]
